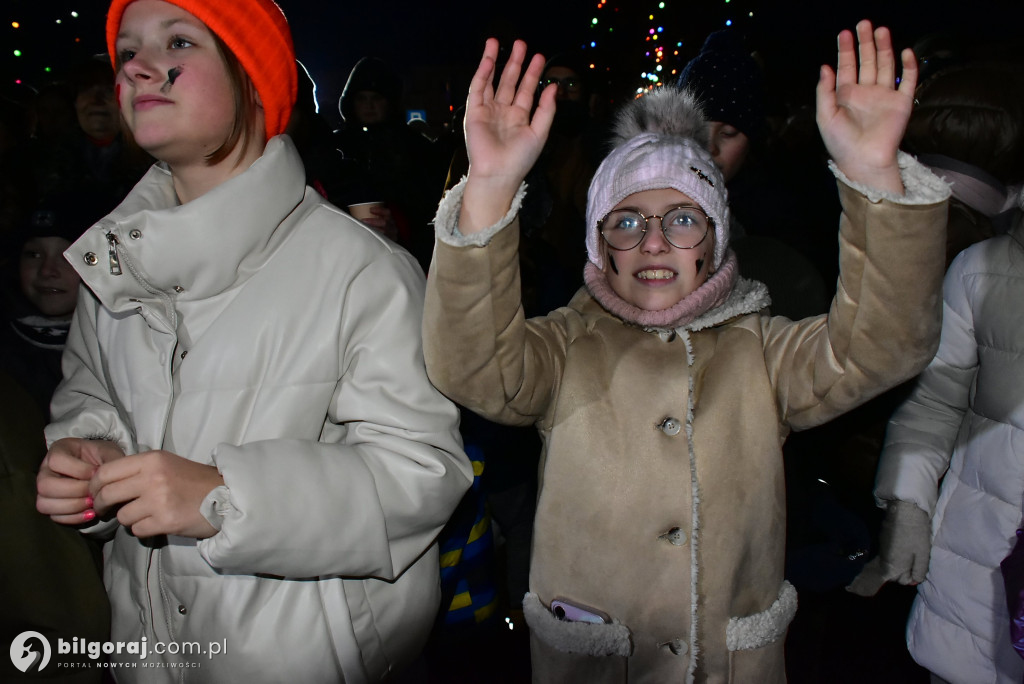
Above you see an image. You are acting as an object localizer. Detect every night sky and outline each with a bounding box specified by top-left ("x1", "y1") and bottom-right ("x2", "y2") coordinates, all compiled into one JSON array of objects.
[{"x1": 5, "y1": 0, "x2": 1023, "y2": 128}]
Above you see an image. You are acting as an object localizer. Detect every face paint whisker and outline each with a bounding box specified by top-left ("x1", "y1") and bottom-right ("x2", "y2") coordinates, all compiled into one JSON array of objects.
[{"x1": 162, "y1": 66, "x2": 183, "y2": 93}]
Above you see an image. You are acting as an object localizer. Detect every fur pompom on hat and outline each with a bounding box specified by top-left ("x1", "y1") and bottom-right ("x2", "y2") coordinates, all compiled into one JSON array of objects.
[
  {"x1": 106, "y1": 0, "x2": 297, "y2": 140},
  {"x1": 585, "y1": 87, "x2": 730, "y2": 272}
]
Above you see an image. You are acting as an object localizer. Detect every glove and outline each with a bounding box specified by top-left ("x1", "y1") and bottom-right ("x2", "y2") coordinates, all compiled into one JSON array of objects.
[{"x1": 846, "y1": 500, "x2": 931, "y2": 597}]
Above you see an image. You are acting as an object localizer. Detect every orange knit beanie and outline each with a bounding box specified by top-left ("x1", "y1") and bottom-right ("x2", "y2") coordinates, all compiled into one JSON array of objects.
[{"x1": 105, "y1": 0, "x2": 297, "y2": 140}]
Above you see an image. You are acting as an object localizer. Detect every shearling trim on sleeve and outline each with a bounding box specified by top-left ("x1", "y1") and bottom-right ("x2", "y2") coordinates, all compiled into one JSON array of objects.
[
  {"x1": 725, "y1": 580, "x2": 798, "y2": 651},
  {"x1": 432, "y1": 176, "x2": 528, "y2": 248},
  {"x1": 522, "y1": 592, "x2": 633, "y2": 657},
  {"x1": 829, "y1": 151, "x2": 951, "y2": 206}
]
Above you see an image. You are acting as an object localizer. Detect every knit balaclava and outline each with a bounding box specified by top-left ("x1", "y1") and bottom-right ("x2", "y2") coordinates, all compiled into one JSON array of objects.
[
  {"x1": 105, "y1": 0, "x2": 297, "y2": 140},
  {"x1": 583, "y1": 87, "x2": 738, "y2": 330}
]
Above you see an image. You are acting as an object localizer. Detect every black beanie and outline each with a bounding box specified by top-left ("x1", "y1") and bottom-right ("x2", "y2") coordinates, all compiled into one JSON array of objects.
[{"x1": 677, "y1": 30, "x2": 766, "y2": 144}]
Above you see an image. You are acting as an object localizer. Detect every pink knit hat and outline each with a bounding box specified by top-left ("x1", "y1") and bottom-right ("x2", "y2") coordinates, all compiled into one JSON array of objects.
[
  {"x1": 106, "y1": 0, "x2": 297, "y2": 140},
  {"x1": 583, "y1": 87, "x2": 738, "y2": 330},
  {"x1": 585, "y1": 88, "x2": 730, "y2": 271}
]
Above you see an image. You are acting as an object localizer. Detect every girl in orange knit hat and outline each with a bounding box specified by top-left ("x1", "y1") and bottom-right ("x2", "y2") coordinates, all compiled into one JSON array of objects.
[{"x1": 35, "y1": 1, "x2": 472, "y2": 680}]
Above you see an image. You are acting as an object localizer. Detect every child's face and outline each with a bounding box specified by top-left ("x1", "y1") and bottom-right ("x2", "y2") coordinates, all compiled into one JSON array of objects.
[
  {"x1": 114, "y1": 0, "x2": 236, "y2": 165},
  {"x1": 20, "y1": 237, "x2": 81, "y2": 320},
  {"x1": 708, "y1": 122, "x2": 750, "y2": 183},
  {"x1": 601, "y1": 188, "x2": 715, "y2": 312}
]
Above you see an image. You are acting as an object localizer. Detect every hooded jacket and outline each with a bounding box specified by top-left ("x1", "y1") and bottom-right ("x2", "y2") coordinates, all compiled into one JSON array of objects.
[
  {"x1": 423, "y1": 155, "x2": 948, "y2": 683},
  {"x1": 45, "y1": 136, "x2": 472, "y2": 683},
  {"x1": 875, "y1": 218, "x2": 1024, "y2": 684}
]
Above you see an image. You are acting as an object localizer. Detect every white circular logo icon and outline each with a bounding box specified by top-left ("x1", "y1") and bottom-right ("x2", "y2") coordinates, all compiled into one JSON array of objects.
[{"x1": 10, "y1": 631, "x2": 51, "y2": 673}]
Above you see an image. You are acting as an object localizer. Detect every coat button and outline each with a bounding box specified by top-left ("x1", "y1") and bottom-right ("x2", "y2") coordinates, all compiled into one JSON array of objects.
[
  {"x1": 173, "y1": 285, "x2": 184, "y2": 293},
  {"x1": 660, "y1": 638, "x2": 688, "y2": 656},
  {"x1": 180, "y1": 350, "x2": 188, "y2": 359},
  {"x1": 659, "y1": 527, "x2": 687, "y2": 546},
  {"x1": 129, "y1": 229, "x2": 142, "y2": 240},
  {"x1": 83, "y1": 252, "x2": 98, "y2": 266},
  {"x1": 177, "y1": 604, "x2": 187, "y2": 615},
  {"x1": 657, "y1": 417, "x2": 682, "y2": 436}
]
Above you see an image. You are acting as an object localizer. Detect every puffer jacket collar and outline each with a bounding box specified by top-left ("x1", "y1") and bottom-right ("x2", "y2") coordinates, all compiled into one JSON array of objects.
[{"x1": 67, "y1": 136, "x2": 307, "y2": 315}]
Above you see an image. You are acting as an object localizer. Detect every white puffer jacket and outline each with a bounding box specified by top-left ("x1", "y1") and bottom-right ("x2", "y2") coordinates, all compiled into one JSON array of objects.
[
  {"x1": 45, "y1": 136, "x2": 472, "y2": 683},
  {"x1": 876, "y1": 220, "x2": 1024, "y2": 684}
]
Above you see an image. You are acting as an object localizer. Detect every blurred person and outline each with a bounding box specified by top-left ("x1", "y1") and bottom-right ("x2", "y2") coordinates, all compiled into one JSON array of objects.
[
  {"x1": 902, "y1": 59, "x2": 1024, "y2": 265},
  {"x1": 849, "y1": 189, "x2": 1024, "y2": 684},
  {"x1": 1, "y1": 193, "x2": 113, "y2": 416},
  {"x1": 0, "y1": 195, "x2": 112, "y2": 684},
  {"x1": 678, "y1": 29, "x2": 828, "y2": 319},
  {"x1": 519, "y1": 51, "x2": 604, "y2": 291},
  {"x1": 333, "y1": 56, "x2": 448, "y2": 271},
  {"x1": 28, "y1": 57, "x2": 151, "y2": 209}
]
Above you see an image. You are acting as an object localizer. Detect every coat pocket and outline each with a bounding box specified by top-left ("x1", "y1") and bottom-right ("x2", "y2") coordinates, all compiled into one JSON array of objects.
[
  {"x1": 725, "y1": 580, "x2": 798, "y2": 651},
  {"x1": 522, "y1": 592, "x2": 632, "y2": 657},
  {"x1": 725, "y1": 581, "x2": 796, "y2": 684}
]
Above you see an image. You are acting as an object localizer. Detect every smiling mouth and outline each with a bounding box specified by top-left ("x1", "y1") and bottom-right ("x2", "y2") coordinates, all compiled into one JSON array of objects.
[{"x1": 636, "y1": 269, "x2": 676, "y2": 280}]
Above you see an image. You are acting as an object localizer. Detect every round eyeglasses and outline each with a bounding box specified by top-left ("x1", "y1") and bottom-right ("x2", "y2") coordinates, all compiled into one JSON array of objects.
[{"x1": 599, "y1": 206, "x2": 713, "y2": 251}]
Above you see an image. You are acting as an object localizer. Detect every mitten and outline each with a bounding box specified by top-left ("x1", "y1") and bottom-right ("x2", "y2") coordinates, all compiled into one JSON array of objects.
[{"x1": 846, "y1": 500, "x2": 931, "y2": 597}]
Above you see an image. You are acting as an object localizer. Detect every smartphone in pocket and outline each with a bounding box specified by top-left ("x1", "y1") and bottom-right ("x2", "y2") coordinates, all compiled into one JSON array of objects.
[{"x1": 550, "y1": 598, "x2": 610, "y2": 624}]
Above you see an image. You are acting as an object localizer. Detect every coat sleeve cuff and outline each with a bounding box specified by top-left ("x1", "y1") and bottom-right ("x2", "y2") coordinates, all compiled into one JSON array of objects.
[
  {"x1": 433, "y1": 176, "x2": 527, "y2": 247},
  {"x1": 199, "y1": 484, "x2": 234, "y2": 532},
  {"x1": 829, "y1": 151, "x2": 951, "y2": 206}
]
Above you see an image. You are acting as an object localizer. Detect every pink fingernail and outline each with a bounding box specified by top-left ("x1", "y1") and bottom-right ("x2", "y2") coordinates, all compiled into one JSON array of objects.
[
  {"x1": 85, "y1": 496, "x2": 94, "y2": 507},
  {"x1": 83, "y1": 510, "x2": 96, "y2": 522}
]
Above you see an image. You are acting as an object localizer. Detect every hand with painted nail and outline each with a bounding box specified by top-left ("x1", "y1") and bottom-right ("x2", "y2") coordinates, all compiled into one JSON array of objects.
[
  {"x1": 89, "y1": 449, "x2": 223, "y2": 539},
  {"x1": 459, "y1": 38, "x2": 557, "y2": 234},
  {"x1": 36, "y1": 438, "x2": 126, "y2": 525},
  {"x1": 816, "y1": 19, "x2": 917, "y2": 194}
]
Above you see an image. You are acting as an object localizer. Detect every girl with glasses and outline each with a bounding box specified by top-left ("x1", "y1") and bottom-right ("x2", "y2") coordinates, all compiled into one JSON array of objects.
[{"x1": 424, "y1": 20, "x2": 951, "y2": 683}]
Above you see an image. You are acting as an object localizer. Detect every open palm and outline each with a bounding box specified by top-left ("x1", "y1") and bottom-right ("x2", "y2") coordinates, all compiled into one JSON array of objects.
[
  {"x1": 816, "y1": 21, "x2": 917, "y2": 192},
  {"x1": 464, "y1": 38, "x2": 556, "y2": 192}
]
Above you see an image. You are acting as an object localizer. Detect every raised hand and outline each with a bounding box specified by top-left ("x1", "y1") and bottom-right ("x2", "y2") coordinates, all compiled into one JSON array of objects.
[
  {"x1": 89, "y1": 449, "x2": 224, "y2": 539},
  {"x1": 459, "y1": 38, "x2": 557, "y2": 234},
  {"x1": 816, "y1": 20, "x2": 917, "y2": 194},
  {"x1": 37, "y1": 438, "x2": 126, "y2": 525}
]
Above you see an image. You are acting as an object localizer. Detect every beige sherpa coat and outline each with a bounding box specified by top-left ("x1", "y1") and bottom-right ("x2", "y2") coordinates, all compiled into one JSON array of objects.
[{"x1": 423, "y1": 156, "x2": 949, "y2": 683}]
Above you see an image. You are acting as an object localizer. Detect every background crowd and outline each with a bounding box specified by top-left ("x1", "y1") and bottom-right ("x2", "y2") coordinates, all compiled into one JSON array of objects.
[{"x1": 2, "y1": 2, "x2": 1024, "y2": 683}]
